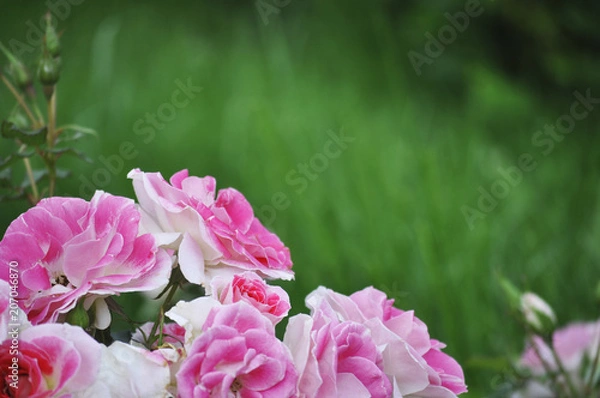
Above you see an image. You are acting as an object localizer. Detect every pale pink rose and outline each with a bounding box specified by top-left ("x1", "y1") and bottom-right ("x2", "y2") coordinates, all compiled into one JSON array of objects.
[
  {"x1": 305, "y1": 286, "x2": 468, "y2": 397},
  {"x1": 210, "y1": 271, "x2": 291, "y2": 325},
  {"x1": 81, "y1": 341, "x2": 172, "y2": 398},
  {"x1": 165, "y1": 297, "x2": 222, "y2": 350},
  {"x1": 284, "y1": 309, "x2": 392, "y2": 398},
  {"x1": 176, "y1": 301, "x2": 298, "y2": 397},
  {"x1": 0, "y1": 323, "x2": 101, "y2": 397},
  {"x1": 519, "y1": 320, "x2": 600, "y2": 393},
  {"x1": 0, "y1": 192, "x2": 172, "y2": 326},
  {"x1": 128, "y1": 169, "x2": 293, "y2": 287}
]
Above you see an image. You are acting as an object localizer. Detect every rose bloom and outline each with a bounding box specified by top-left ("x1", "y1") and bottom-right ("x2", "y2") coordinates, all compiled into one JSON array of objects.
[
  {"x1": 0, "y1": 323, "x2": 101, "y2": 397},
  {"x1": 0, "y1": 192, "x2": 172, "y2": 326},
  {"x1": 210, "y1": 271, "x2": 291, "y2": 325},
  {"x1": 165, "y1": 297, "x2": 222, "y2": 351},
  {"x1": 304, "y1": 286, "x2": 467, "y2": 397},
  {"x1": 128, "y1": 169, "x2": 293, "y2": 288},
  {"x1": 514, "y1": 319, "x2": 600, "y2": 396},
  {"x1": 284, "y1": 309, "x2": 392, "y2": 398},
  {"x1": 80, "y1": 342, "x2": 172, "y2": 398},
  {"x1": 176, "y1": 301, "x2": 298, "y2": 397}
]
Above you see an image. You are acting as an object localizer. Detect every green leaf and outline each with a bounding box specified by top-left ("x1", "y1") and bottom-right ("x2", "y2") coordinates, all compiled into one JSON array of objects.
[
  {"x1": 1, "y1": 121, "x2": 47, "y2": 146},
  {"x1": 0, "y1": 150, "x2": 36, "y2": 171},
  {"x1": 45, "y1": 147, "x2": 92, "y2": 163},
  {"x1": 58, "y1": 124, "x2": 97, "y2": 137},
  {"x1": 21, "y1": 168, "x2": 70, "y2": 188},
  {"x1": 0, "y1": 168, "x2": 11, "y2": 188}
]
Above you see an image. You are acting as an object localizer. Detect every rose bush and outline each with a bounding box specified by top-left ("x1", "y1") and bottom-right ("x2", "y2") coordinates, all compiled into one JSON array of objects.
[{"x1": 0, "y1": 169, "x2": 468, "y2": 397}]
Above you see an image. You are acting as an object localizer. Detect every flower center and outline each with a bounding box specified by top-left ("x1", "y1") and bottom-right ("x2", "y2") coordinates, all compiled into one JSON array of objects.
[
  {"x1": 52, "y1": 274, "x2": 70, "y2": 287},
  {"x1": 230, "y1": 378, "x2": 243, "y2": 393}
]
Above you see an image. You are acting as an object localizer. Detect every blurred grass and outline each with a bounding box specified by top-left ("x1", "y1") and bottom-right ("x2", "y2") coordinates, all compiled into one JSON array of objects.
[{"x1": 1, "y1": 1, "x2": 600, "y2": 396}]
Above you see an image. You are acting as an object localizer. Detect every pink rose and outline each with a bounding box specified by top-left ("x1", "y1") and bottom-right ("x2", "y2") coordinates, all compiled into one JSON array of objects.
[
  {"x1": 305, "y1": 286, "x2": 467, "y2": 397},
  {"x1": 176, "y1": 301, "x2": 298, "y2": 397},
  {"x1": 0, "y1": 323, "x2": 101, "y2": 397},
  {"x1": 128, "y1": 169, "x2": 293, "y2": 287},
  {"x1": 284, "y1": 310, "x2": 392, "y2": 398},
  {"x1": 0, "y1": 192, "x2": 172, "y2": 326},
  {"x1": 210, "y1": 271, "x2": 291, "y2": 325}
]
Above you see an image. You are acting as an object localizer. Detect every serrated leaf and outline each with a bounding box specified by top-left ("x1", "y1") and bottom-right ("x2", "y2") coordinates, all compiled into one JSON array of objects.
[
  {"x1": 45, "y1": 147, "x2": 92, "y2": 163},
  {"x1": 1, "y1": 121, "x2": 47, "y2": 146}
]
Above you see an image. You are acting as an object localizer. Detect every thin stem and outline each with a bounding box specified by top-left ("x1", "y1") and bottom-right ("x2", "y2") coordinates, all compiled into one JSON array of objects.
[
  {"x1": 47, "y1": 88, "x2": 57, "y2": 147},
  {"x1": 147, "y1": 281, "x2": 179, "y2": 349},
  {"x1": 20, "y1": 144, "x2": 39, "y2": 203},
  {"x1": 585, "y1": 324, "x2": 600, "y2": 394},
  {"x1": 529, "y1": 334, "x2": 566, "y2": 396},
  {"x1": 548, "y1": 338, "x2": 580, "y2": 397},
  {"x1": 1, "y1": 74, "x2": 36, "y2": 125},
  {"x1": 46, "y1": 88, "x2": 57, "y2": 196},
  {"x1": 32, "y1": 102, "x2": 45, "y2": 129}
]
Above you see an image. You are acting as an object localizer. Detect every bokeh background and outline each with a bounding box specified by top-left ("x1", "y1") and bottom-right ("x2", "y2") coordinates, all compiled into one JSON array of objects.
[{"x1": 1, "y1": 1, "x2": 600, "y2": 395}]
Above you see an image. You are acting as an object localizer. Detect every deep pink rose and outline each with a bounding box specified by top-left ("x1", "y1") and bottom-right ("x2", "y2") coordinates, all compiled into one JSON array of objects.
[
  {"x1": 0, "y1": 323, "x2": 101, "y2": 397},
  {"x1": 0, "y1": 192, "x2": 172, "y2": 326},
  {"x1": 176, "y1": 301, "x2": 298, "y2": 397},
  {"x1": 305, "y1": 286, "x2": 468, "y2": 397},
  {"x1": 284, "y1": 309, "x2": 392, "y2": 398},
  {"x1": 128, "y1": 169, "x2": 293, "y2": 287},
  {"x1": 210, "y1": 272, "x2": 291, "y2": 325}
]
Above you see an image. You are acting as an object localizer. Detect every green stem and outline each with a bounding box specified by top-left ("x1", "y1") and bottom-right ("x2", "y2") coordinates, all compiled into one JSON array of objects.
[
  {"x1": 585, "y1": 324, "x2": 600, "y2": 394},
  {"x1": 1, "y1": 74, "x2": 36, "y2": 125},
  {"x1": 529, "y1": 334, "x2": 565, "y2": 396},
  {"x1": 20, "y1": 144, "x2": 39, "y2": 203},
  {"x1": 147, "y1": 281, "x2": 179, "y2": 349},
  {"x1": 46, "y1": 88, "x2": 57, "y2": 196},
  {"x1": 548, "y1": 337, "x2": 580, "y2": 397}
]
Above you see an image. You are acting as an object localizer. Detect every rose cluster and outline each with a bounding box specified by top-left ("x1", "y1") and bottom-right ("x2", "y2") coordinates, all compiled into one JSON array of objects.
[{"x1": 0, "y1": 169, "x2": 467, "y2": 397}]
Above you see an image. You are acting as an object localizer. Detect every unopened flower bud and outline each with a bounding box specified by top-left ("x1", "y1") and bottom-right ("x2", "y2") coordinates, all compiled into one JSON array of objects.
[
  {"x1": 38, "y1": 54, "x2": 60, "y2": 86},
  {"x1": 44, "y1": 12, "x2": 61, "y2": 57},
  {"x1": 0, "y1": 42, "x2": 32, "y2": 90},
  {"x1": 520, "y1": 292, "x2": 556, "y2": 335}
]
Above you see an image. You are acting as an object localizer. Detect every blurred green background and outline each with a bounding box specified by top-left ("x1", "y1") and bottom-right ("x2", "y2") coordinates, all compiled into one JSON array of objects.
[{"x1": 1, "y1": 0, "x2": 600, "y2": 395}]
